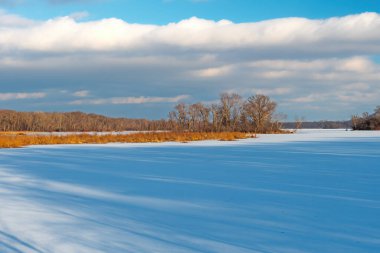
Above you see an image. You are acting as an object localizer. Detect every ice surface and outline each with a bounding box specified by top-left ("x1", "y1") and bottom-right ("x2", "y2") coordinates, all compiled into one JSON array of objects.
[{"x1": 1, "y1": 129, "x2": 380, "y2": 253}]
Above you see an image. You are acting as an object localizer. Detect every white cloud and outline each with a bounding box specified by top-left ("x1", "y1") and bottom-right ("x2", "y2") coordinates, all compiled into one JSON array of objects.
[
  {"x1": 70, "y1": 95, "x2": 189, "y2": 105},
  {"x1": 247, "y1": 57, "x2": 380, "y2": 83},
  {"x1": 0, "y1": 12, "x2": 380, "y2": 55},
  {"x1": 0, "y1": 92, "x2": 46, "y2": 101},
  {"x1": 288, "y1": 94, "x2": 321, "y2": 103},
  {"x1": 250, "y1": 57, "x2": 377, "y2": 73},
  {"x1": 194, "y1": 65, "x2": 232, "y2": 78},
  {"x1": 336, "y1": 57, "x2": 375, "y2": 73},
  {"x1": 253, "y1": 87, "x2": 292, "y2": 96},
  {"x1": 287, "y1": 88, "x2": 380, "y2": 105},
  {"x1": 73, "y1": 90, "x2": 90, "y2": 97},
  {"x1": 0, "y1": 9, "x2": 35, "y2": 27},
  {"x1": 257, "y1": 70, "x2": 294, "y2": 79}
]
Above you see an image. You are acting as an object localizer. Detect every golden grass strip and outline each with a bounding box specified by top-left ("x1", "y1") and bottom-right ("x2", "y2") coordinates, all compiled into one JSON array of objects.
[
  {"x1": 0, "y1": 131, "x2": 29, "y2": 135},
  {"x1": 0, "y1": 132, "x2": 251, "y2": 148}
]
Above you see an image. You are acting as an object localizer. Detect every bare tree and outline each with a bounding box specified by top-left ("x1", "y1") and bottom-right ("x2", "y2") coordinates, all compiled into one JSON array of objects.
[
  {"x1": 351, "y1": 109, "x2": 380, "y2": 131},
  {"x1": 168, "y1": 111, "x2": 178, "y2": 131},
  {"x1": 175, "y1": 103, "x2": 188, "y2": 131},
  {"x1": 219, "y1": 93, "x2": 243, "y2": 131},
  {"x1": 188, "y1": 104, "x2": 199, "y2": 132},
  {"x1": 244, "y1": 94, "x2": 277, "y2": 133},
  {"x1": 375, "y1": 106, "x2": 380, "y2": 118},
  {"x1": 187, "y1": 103, "x2": 210, "y2": 132},
  {"x1": 198, "y1": 103, "x2": 211, "y2": 132},
  {"x1": 295, "y1": 116, "x2": 305, "y2": 131},
  {"x1": 272, "y1": 113, "x2": 287, "y2": 132},
  {"x1": 351, "y1": 114, "x2": 359, "y2": 130},
  {"x1": 210, "y1": 103, "x2": 222, "y2": 132}
]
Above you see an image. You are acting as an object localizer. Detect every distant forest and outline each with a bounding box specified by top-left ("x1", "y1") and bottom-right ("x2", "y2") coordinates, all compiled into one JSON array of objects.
[
  {"x1": 0, "y1": 110, "x2": 168, "y2": 132},
  {"x1": 352, "y1": 106, "x2": 380, "y2": 130}
]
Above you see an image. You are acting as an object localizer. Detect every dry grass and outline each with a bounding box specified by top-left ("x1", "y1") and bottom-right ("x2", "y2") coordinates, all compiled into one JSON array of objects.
[
  {"x1": 0, "y1": 132, "x2": 251, "y2": 148},
  {"x1": 0, "y1": 131, "x2": 29, "y2": 136}
]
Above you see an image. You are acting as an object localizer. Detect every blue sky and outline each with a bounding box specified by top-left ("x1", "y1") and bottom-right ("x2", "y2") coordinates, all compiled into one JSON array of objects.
[
  {"x1": 4, "y1": 0, "x2": 380, "y2": 23},
  {"x1": 0, "y1": 0, "x2": 380, "y2": 120}
]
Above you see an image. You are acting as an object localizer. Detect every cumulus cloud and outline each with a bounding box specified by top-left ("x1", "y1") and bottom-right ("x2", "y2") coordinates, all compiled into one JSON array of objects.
[
  {"x1": 0, "y1": 10, "x2": 35, "y2": 27},
  {"x1": 0, "y1": 12, "x2": 380, "y2": 56},
  {"x1": 0, "y1": 92, "x2": 46, "y2": 101}
]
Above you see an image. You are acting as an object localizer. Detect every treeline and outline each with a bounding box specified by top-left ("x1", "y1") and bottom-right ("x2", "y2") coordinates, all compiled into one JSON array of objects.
[
  {"x1": 0, "y1": 93, "x2": 281, "y2": 133},
  {"x1": 0, "y1": 110, "x2": 168, "y2": 132},
  {"x1": 352, "y1": 106, "x2": 380, "y2": 130},
  {"x1": 168, "y1": 93, "x2": 281, "y2": 133},
  {"x1": 5, "y1": 96, "x2": 376, "y2": 133},
  {"x1": 283, "y1": 120, "x2": 351, "y2": 129}
]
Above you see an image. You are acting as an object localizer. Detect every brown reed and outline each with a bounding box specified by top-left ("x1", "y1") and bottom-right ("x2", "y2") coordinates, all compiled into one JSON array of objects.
[{"x1": 0, "y1": 132, "x2": 252, "y2": 148}]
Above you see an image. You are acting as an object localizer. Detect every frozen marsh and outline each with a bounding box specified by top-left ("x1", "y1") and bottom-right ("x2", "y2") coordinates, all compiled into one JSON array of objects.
[{"x1": 1, "y1": 130, "x2": 380, "y2": 253}]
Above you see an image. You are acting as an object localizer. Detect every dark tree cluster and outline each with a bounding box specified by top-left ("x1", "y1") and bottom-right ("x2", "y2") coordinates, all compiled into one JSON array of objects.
[
  {"x1": 282, "y1": 120, "x2": 351, "y2": 129},
  {"x1": 0, "y1": 110, "x2": 168, "y2": 132},
  {"x1": 352, "y1": 106, "x2": 380, "y2": 130},
  {"x1": 169, "y1": 93, "x2": 281, "y2": 133}
]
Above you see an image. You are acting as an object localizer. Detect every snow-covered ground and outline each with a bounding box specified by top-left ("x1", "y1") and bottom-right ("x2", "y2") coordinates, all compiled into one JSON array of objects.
[{"x1": 1, "y1": 129, "x2": 379, "y2": 253}]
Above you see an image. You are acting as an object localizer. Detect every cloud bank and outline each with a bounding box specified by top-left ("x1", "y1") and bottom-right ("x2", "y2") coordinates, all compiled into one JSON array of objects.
[
  {"x1": 1, "y1": 12, "x2": 380, "y2": 55},
  {"x1": 0, "y1": 11, "x2": 379, "y2": 119}
]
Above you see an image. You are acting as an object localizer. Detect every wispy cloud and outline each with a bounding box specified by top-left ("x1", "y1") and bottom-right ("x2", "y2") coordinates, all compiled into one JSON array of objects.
[
  {"x1": 0, "y1": 92, "x2": 46, "y2": 101},
  {"x1": 70, "y1": 95, "x2": 189, "y2": 105},
  {"x1": 193, "y1": 66, "x2": 233, "y2": 78},
  {"x1": 253, "y1": 87, "x2": 292, "y2": 96},
  {"x1": 68, "y1": 11, "x2": 90, "y2": 20},
  {"x1": 73, "y1": 90, "x2": 90, "y2": 97}
]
